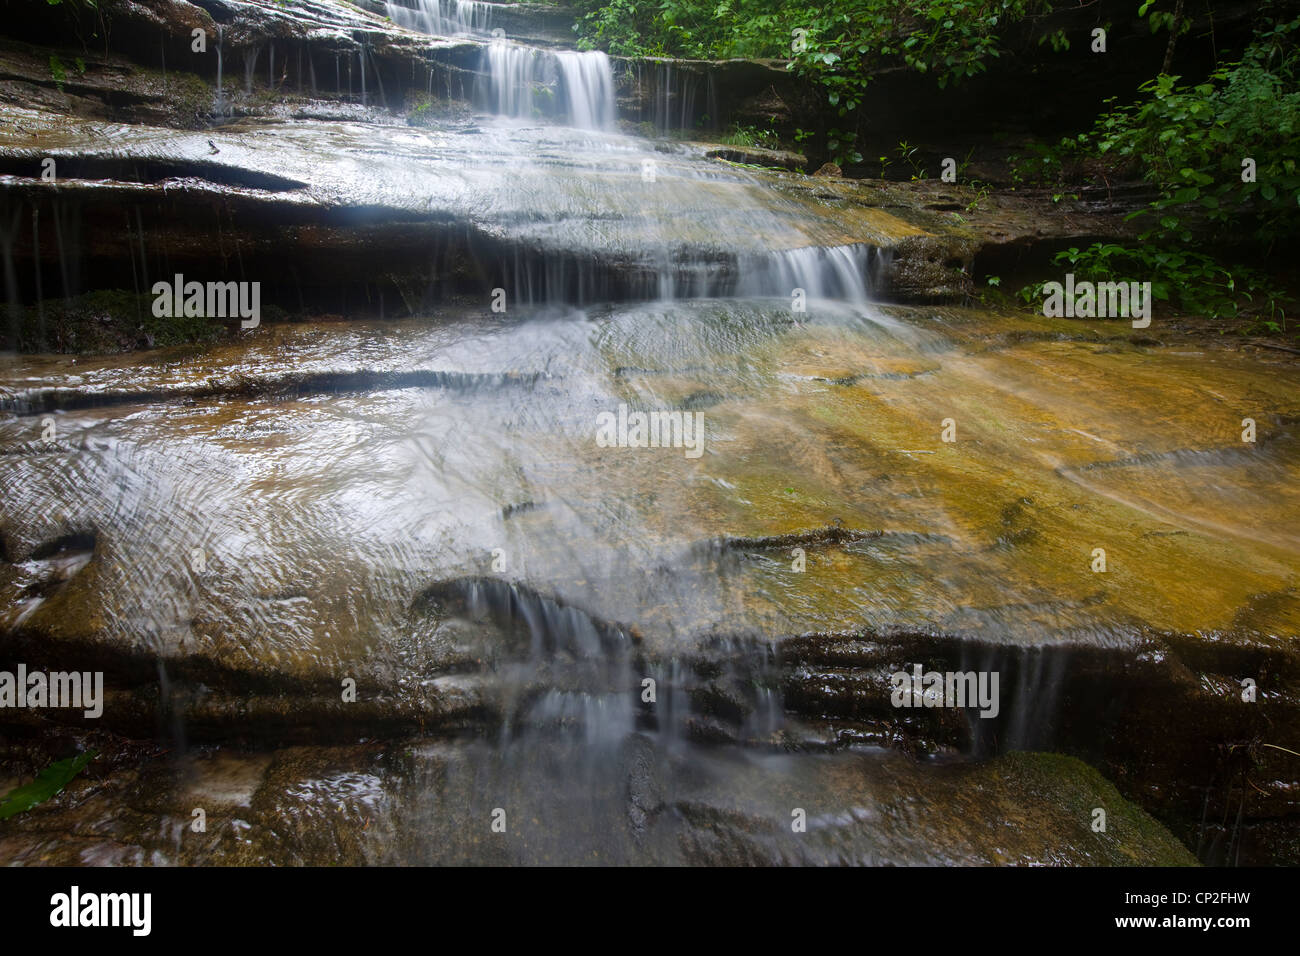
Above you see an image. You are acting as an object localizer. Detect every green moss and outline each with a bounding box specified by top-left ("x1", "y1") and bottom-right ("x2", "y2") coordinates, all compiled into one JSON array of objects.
[
  {"x1": 988, "y1": 752, "x2": 1199, "y2": 866},
  {"x1": 13, "y1": 290, "x2": 230, "y2": 354}
]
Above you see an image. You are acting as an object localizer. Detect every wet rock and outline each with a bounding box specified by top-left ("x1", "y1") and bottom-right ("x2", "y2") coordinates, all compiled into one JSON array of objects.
[
  {"x1": 706, "y1": 145, "x2": 805, "y2": 171},
  {"x1": 622, "y1": 732, "x2": 664, "y2": 836}
]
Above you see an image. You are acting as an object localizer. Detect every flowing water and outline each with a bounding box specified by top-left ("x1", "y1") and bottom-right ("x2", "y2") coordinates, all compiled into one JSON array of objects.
[
  {"x1": 0, "y1": 2, "x2": 1296, "y2": 865},
  {"x1": 384, "y1": 0, "x2": 494, "y2": 38},
  {"x1": 479, "y1": 43, "x2": 618, "y2": 130}
]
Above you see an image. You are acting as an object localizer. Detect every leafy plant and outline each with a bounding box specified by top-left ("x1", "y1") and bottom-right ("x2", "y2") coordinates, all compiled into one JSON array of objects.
[
  {"x1": 49, "y1": 55, "x2": 68, "y2": 92},
  {"x1": 0, "y1": 751, "x2": 97, "y2": 820},
  {"x1": 965, "y1": 180, "x2": 992, "y2": 212},
  {"x1": 896, "y1": 139, "x2": 925, "y2": 179},
  {"x1": 573, "y1": 0, "x2": 1054, "y2": 172},
  {"x1": 1013, "y1": 5, "x2": 1299, "y2": 329},
  {"x1": 720, "y1": 121, "x2": 780, "y2": 149},
  {"x1": 826, "y1": 127, "x2": 861, "y2": 167}
]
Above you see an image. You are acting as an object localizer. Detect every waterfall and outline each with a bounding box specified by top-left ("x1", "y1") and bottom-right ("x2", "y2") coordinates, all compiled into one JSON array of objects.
[
  {"x1": 479, "y1": 44, "x2": 616, "y2": 130},
  {"x1": 497, "y1": 243, "x2": 881, "y2": 309},
  {"x1": 244, "y1": 46, "x2": 260, "y2": 95},
  {"x1": 442, "y1": 578, "x2": 784, "y2": 752},
  {"x1": 664, "y1": 244, "x2": 880, "y2": 305},
  {"x1": 384, "y1": 0, "x2": 493, "y2": 37},
  {"x1": 738, "y1": 244, "x2": 878, "y2": 305},
  {"x1": 384, "y1": 0, "x2": 616, "y2": 130},
  {"x1": 554, "y1": 51, "x2": 616, "y2": 131},
  {"x1": 214, "y1": 26, "x2": 224, "y2": 115}
]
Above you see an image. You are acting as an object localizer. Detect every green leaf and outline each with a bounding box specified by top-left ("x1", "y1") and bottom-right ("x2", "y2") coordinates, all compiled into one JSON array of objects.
[{"x1": 0, "y1": 751, "x2": 97, "y2": 819}]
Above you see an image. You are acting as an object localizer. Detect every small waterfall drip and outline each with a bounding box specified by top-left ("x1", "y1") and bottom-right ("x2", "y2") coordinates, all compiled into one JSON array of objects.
[
  {"x1": 962, "y1": 644, "x2": 1073, "y2": 757},
  {"x1": 214, "y1": 26, "x2": 224, "y2": 115},
  {"x1": 244, "y1": 46, "x2": 261, "y2": 95},
  {"x1": 359, "y1": 46, "x2": 367, "y2": 106},
  {"x1": 641, "y1": 61, "x2": 716, "y2": 133},
  {"x1": 384, "y1": 0, "x2": 493, "y2": 37},
  {"x1": 479, "y1": 44, "x2": 616, "y2": 130}
]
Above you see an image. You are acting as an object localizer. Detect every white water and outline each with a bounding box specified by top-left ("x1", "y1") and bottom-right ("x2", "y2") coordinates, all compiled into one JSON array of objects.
[
  {"x1": 216, "y1": 0, "x2": 880, "y2": 308},
  {"x1": 738, "y1": 245, "x2": 879, "y2": 305},
  {"x1": 384, "y1": 0, "x2": 493, "y2": 37},
  {"x1": 479, "y1": 44, "x2": 617, "y2": 131},
  {"x1": 553, "y1": 50, "x2": 617, "y2": 131}
]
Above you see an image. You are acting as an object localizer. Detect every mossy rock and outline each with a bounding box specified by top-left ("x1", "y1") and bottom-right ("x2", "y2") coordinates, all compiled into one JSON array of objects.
[
  {"x1": 985, "y1": 752, "x2": 1198, "y2": 866},
  {"x1": 10, "y1": 290, "x2": 282, "y2": 354}
]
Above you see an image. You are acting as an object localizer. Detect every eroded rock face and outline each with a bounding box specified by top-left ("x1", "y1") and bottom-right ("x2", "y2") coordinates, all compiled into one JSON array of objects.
[
  {"x1": 0, "y1": 99, "x2": 1141, "y2": 334},
  {"x1": 1, "y1": 0, "x2": 1295, "y2": 867},
  {"x1": 0, "y1": 0, "x2": 1166, "y2": 330},
  {"x1": 0, "y1": 738, "x2": 1198, "y2": 866},
  {"x1": 1, "y1": 305, "x2": 1296, "y2": 861}
]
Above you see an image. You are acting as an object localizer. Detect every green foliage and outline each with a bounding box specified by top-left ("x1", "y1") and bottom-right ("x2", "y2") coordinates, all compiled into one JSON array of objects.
[
  {"x1": 49, "y1": 55, "x2": 67, "y2": 92},
  {"x1": 1013, "y1": 7, "x2": 1298, "y2": 329},
  {"x1": 1017, "y1": 243, "x2": 1287, "y2": 330},
  {"x1": 965, "y1": 179, "x2": 993, "y2": 212},
  {"x1": 1083, "y1": 28, "x2": 1300, "y2": 247},
  {"x1": 895, "y1": 139, "x2": 925, "y2": 179},
  {"x1": 574, "y1": 1, "x2": 1053, "y2": 164},
  {"x1": 1037, "y1": 27, "x2": 1068, "y2": 52},
  {"x1": 720, "y1": 121, "x2": 780, "y2": 149},
  {"x1": 826, "y1": 127, "x2": 860, "y2": 167},
  {"x1": 1137, "y1": 0, "x2": 1192, "y2": 38},
  {"x1": 0, "y1": 751, "x2": 96, "y2": 820}
]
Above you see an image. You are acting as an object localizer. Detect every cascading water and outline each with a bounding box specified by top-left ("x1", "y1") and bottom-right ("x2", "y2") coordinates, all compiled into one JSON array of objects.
[
  {"x1": 478, "y1": 43, "x2": 616, "y2": 130},
  {"x1": 0, "y1": 0, "x2": 1164, "y2": 869},
  {"x1": 738, "y1": 244, "x2": 880, "y2": 304},
  {"x1": 214, "y1": 26, "x2": 224, "y2": 115},
  {"x1": 437, "y1": 578, "x2": 786, "y2": 756},
  {"x1": 384, "y1": 0, "x2": 493, "y2": 37},
  {"x1": 552, "y1": 50, "x2": 617, "y2": 131},
  {"x1": 383, "y1": 0, "x2": 617, "y2": 131},
  {"x1": 638, "y1": 61, "x2": 718, "y2": 133}
]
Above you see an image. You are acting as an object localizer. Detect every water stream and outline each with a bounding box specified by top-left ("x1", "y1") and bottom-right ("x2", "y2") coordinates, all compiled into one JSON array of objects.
[{"x1": 0, "y1": 1, "x2": 1296, "y2": 866}]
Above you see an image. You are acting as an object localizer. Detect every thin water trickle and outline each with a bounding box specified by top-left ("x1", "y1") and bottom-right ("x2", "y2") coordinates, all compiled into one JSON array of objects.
[{"x1": 214, "y1": 26, "x2": 224, "y2": 115}]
